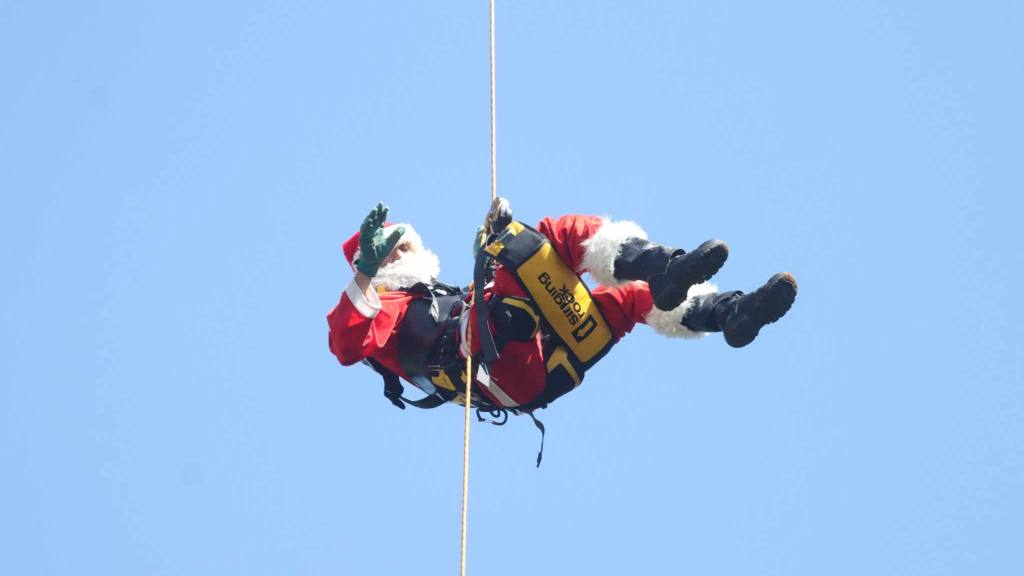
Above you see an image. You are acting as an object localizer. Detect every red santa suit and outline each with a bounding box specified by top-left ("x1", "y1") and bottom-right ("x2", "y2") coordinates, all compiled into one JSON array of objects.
[{"x1": 327, "y1": 215, "x2": 714, "y2": 408}]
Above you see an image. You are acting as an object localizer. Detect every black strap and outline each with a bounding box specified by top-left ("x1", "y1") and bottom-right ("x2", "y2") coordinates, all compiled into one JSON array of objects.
[
  {"x1": 366, "y1": 358, "x2": 407, "y2": 410},
  {"x1": 476, "y1": 407, "x2": 509, "y2": 426},
  {"x1": 365, "y1": 358, "x2": 448, "y2": 410},
  {"x1": 473, "y1": 249, "x2": 501, "y2": 365},
  {"x1": 401, "y1": 392, "x2": 449, "y2": 410},
  {"x1": 474, "y1": 405, "x2": 544, "y2": 467},
  {"x1": 527, "y1": 411, "x2": 546, "y2": 468}
]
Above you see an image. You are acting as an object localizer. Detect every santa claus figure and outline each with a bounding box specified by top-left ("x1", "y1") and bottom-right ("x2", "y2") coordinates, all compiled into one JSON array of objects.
[{"x1": 327, "y1": 201, "x2": 797, "y2": 414}]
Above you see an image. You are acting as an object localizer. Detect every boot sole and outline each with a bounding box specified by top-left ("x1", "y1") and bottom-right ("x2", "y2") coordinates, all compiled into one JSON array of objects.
[
  {"x1": 653, "y1": 240, "x2": 729, "y2": 311},
  {"x1": 725, "y1": 272, "x2": 798, "y2": 348}
]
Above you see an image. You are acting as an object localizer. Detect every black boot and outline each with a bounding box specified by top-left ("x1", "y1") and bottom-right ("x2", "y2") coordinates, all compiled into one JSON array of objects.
[
  {"x1": 612, "y1": 237, "x2": 680, "y2": 282},
  {"x1": 681, "y1": 272, "x2": 798, "y2": 348},
  {"x1": 613, "y1": 238, "x2": 729, "y2": 311},
  {"x1": 655, "y1": 239, "x2": 730, "y2": 311}
]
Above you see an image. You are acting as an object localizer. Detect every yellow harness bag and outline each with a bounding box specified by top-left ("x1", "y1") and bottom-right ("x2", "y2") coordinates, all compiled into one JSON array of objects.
[{"x1": 484, "y1": 221, "x2": 615, "y2": 375}]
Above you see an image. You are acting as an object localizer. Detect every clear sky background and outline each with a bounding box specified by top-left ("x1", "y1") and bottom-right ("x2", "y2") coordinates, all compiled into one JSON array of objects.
[{"x1": 2, "y1": 1, "x2": 1022, "y2": 574}]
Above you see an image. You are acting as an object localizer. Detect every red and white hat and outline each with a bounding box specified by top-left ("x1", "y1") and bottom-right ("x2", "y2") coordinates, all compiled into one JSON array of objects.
[{"x1": 341, "y1": 222, "x2": 423, "y2": 271}]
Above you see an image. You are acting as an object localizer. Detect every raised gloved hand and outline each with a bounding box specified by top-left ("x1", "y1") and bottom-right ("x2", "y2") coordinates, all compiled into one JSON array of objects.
[{"x1": 356, "y1": 202, "x2": 405, "y2": 277}]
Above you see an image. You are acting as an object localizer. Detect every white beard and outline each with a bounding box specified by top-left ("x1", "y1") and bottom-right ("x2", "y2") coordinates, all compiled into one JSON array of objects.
[{"x1": 371, "y1": 247, "x2": 442, "y2": 291}]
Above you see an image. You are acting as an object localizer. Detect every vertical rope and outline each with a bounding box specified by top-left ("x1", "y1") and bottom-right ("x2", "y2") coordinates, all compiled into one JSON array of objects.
[
  {"x1": 459, "y1": 337, "x2": 473, "y2": 576},
  {"x1": 460, "y1": 3, "x2": 496, "y2": 575},
  {"x1": 489, "y1": 0, "x2": 497, "y2": 202}
]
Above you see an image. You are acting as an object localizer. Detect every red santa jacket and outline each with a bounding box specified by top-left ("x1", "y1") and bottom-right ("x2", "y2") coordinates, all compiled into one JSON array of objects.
[{"x1": 327, "y1": 216, "x2": 655, "y2": 408}]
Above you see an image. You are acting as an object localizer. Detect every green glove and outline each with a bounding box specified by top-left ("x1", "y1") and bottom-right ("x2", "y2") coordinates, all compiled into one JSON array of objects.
[{"x1": 356, "y1": 202, "x2": 405, "y2": 277}]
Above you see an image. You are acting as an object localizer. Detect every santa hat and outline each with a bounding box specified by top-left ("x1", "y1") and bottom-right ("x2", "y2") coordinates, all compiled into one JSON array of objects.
[{"x1": 342, "y1": 222, "x2": 423, "y2": 270}]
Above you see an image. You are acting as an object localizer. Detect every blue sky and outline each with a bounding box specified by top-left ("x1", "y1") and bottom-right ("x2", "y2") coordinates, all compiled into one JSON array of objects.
[{"x1": 2, "y1": 1, "x2": 1022, "y2": 574}]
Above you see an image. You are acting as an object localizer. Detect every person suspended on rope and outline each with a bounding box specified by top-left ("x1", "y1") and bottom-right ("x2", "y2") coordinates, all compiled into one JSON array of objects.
[{"x1": 327, "y1": 200, "x2": 798, "y2": 419}]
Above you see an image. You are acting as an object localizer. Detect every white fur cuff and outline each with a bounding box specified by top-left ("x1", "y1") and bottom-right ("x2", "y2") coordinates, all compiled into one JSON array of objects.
[
  {"x1": 580, "y1": 218, "x2": 648, "y2": 285},
  {"x1": 344, "y1": 277, "x2": 382, "y2": 318},
  {"x1": 644, "y1": 282, "x2": 718, "y2": 339}
]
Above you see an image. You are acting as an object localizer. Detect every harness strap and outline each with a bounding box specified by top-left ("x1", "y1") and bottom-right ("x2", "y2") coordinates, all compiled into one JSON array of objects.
[
  {"x1": 366, "y1": 358, "x2": 449, "y2": 410},
  {"x1": 473, "y1": 249, "x2": 501, "y2": 365},
  {"x1": 473, "y1": 406, "x2": 545, "y2": 467},
  {"x1": 526, "y1": 411, "x2": 546, "y2": 468}
]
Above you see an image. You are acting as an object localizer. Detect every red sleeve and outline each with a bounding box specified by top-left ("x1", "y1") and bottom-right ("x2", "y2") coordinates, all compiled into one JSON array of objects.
[
  {"x1": 326, "y1": 289, "x2": 411, "y2": 366},
  {"x1": 535, "y1": 215, "x2": 605, "y2": 272}
]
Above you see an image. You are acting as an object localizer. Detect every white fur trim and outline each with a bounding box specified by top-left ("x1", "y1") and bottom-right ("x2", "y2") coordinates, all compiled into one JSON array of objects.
[
  {"x1": 352, "y1": 223, "x2": 422, "y2": 264},
  {"x1": 644, "y1": 282, "x2": 718, "y2": 339},
  {"x1": 580, "y1": 218, "x2": 648, "y2": 285},
  {"x1": 344, "y1": 277, "x2": 382, "y2": 318}
]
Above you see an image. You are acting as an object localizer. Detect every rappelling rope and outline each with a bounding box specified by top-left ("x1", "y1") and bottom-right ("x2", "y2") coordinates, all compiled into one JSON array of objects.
[
  {"x1": 460, "y1": 2, "x2": 497, "y2": 575},
  {"x1": 488, "y1": 0, "x2": 497, "y2": 204}
]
